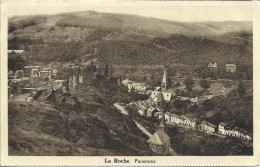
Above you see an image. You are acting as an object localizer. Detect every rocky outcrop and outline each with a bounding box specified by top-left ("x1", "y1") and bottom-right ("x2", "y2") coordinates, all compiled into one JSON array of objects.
[{"x1": 37, "y1": 89, "x2": 56, "y2": 102}]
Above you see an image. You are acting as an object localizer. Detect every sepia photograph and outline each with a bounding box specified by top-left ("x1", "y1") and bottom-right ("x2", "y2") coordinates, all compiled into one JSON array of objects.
[{"x1": 1, "y1": 1, "x2": 260, "y2": 166}]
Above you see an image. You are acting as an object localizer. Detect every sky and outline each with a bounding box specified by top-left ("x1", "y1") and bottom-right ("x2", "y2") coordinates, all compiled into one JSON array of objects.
[{"x1": 7, "y1": 1, "x2": 253, "y2": 22}]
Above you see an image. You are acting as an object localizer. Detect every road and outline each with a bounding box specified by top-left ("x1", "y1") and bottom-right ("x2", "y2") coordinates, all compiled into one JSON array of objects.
[
  {"x1": 113, "y1": 103, "x2": 128, "y2": 115},
  {"x1": 134, "y1": 121, "x2": 152, "y2": 137}
]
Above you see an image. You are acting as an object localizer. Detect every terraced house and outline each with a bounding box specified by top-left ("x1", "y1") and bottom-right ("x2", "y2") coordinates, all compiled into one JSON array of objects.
[{"x1": 164, "y1": 112, "x2": 197, "y2": 129}]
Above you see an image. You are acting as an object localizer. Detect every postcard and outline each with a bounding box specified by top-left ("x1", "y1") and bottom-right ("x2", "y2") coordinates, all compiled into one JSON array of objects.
[{"x1": 1, "y1": 0, "x2": 260, "y2": 166}]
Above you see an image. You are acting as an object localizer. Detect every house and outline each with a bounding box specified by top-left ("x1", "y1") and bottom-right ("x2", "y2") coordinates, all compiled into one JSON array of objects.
[
  {"x1": 122, "y1": 79, "x2": 133, "y2": 86},
  {"x1": 203, "y1": 95, "x2": 213, "y2": 100},
  {"x1": 68, "y1": 63, "x2": 79, "y2": 69},
  {"x1": 208, "y1": 62, "x2": 217, "y2": 68},
  {"x1": 162, "y1": 92, "x2": 172, "y2": 102},
  {"x1": 226, "y1": 64, "x2": 236, "y2": 73},
  {"x1": 146, "y1": 106, "x2": 159, "y2": 117},
  {"x1": 155, "y1": 86, "x2": 161, "y2": 91},
  {"x1": 218, "y1": 122, "x2": 252, "y2": 141},
  {"x1": 52, "y1": 80, "x2": 65, "y2": 89},
  {"x1": 31, "y1": 69, "x2": 39, "y2": 75},
  {"x1": 52, "y1": 69, "x2": 58, "y2": 75},
  {"x1": 147, "y1": 118, "x2": 170, "y2": 155},
  {"x1": 8, "y1": 50, "x2": 27, "y2": 59},
  {"x1": 137, "y1": 106, "x2": 146, "y2": 116},
  {"x1": 154, "y1": 112, "x2": 164, "y2": 120},
  {"x1": 127, "y1": 82, "x2": 147, "y2": 94},
  {"x1": 177, "y1": 96, "x2": 198, "y2": 102},
  {"x1": 178, "y1": 96, "x2": 190, "y2": 101},
  {"x1": 245, "y1": 133, "x2": 252, "y2": 141},
  {"x1": 151, "y1": 91, "x2": 165, "y2": 108},
  {"x1": 200, "y1": 120, "x2": 217, "y2": 133},
  {"x1": 14, "y1": 70, "x2": 24, "y2": 79},
  {"x1": 79, "y1": 75, "x2": 83, "y2": 83},
  {"x1": 136, "y1": 99, "x2": 152, "y2": 109},
  {"x1": 165, "y1": 112, "x2": 183, "y2": 125},
  {"x1": 218, "y1": 122, "x2": 227, "y2": 135},
  {"x1": 39, "y1": 71, "x2": 52, "y2": 78},
  {"x1": 24, "y1": 66, "x2": 41, "y2": 77},
  {"x1": 180, "y1": 115, "x2": 197, "y2": 128},
  {"x1": 189, "y1": 97, "x2": 198, "y2": 102}
]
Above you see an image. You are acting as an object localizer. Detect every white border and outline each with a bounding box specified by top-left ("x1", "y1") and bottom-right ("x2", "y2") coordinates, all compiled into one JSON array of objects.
[{"x1": 1, "y1": 1, "x2": 260, "y2": 166}]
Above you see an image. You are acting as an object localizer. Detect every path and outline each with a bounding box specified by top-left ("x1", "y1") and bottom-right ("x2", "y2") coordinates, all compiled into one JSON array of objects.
[
  {"x1": 134, "y1": 121, "x2": 152, "y2": 137},
  {"x1": 113, "y1": 103, "x2": 128, "y2": 115}
]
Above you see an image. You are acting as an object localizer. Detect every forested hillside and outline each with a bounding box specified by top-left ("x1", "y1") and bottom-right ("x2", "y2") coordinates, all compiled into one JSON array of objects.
[{"x1": 8, "y1": 11, "x2": 253, "y2": 78}]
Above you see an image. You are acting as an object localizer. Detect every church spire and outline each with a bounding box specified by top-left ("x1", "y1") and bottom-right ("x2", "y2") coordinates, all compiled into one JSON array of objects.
[{"x1": 161, "y1": 67, "x2": 167, "y2": 91}]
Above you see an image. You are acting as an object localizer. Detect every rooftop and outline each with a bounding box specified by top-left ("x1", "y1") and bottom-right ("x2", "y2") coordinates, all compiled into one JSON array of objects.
[
  {"x1": 201, "y1": 120, "x2": 217, "y2": 128},
  {"x1": 147, "y1": 129, "x2": 170, "y2": 145},
  {"x1": 226, "y1": 64, "x2": 236, "y2": 67}
]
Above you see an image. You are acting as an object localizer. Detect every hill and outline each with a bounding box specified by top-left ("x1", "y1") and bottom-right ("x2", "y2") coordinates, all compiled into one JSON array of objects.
[{"x1": 8, "y1": 11, "x2": 253, "y2": 78}]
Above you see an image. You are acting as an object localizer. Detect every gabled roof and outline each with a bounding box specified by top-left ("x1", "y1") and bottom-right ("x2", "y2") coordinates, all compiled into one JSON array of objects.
[
  {"x1": 226, "y1": 64, "x2": 236, "y2": 67},
  {"x1": 147, "y1": 129, "x2": 170, "y2": 145},
  {"x1": 152, "y1": 92, "x2": 164, "y2": 103},
  {"x1": 162, "y1": 92, "x2": 172, "y2": 101},
  {"x1": 165, "y1": 112, "x2": 179, "y2": 118},
  {"x1": 158, "y1": 118, "x2": 165, "y2": 129},
  {"x1": 154, "y1": 112, "x2": 163, "y2": 117},
  {"x1": 180, "y1": 115, "x2": 189, "y2": 120},
  {"x1": 147, "y1": 106, "x2": 156, "y2": 112},
  {"x1": 201, "y1": 120, "x2": 217, "y2": 128},
  {"x1": 219, "y1": 122, "x2": 227, "y2": 127}
]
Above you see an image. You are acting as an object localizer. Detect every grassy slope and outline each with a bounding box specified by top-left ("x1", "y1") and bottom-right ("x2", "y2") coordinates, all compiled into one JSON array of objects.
[{"x1": 8, "y1": 85, "x2": 154, "y2": 156}]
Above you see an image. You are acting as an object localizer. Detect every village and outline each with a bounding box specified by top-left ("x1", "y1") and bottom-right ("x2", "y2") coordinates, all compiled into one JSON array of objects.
[
  {"x1": 117, "y1": 67, "x2": 252, "y2": 155},
  {"x1": 8, "y1": 48, "x2": 252, "y2": 156}
]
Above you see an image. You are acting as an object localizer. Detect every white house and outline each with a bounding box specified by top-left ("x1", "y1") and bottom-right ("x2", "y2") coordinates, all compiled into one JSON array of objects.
[
  {"x1": 165, "y1": 112, "x2": 197, "y2": 127},
  {"x1": 218, "y1": 122, "x2": 227, "y2": 135},
  {"x1": 200, "y1": 120, "x2": 217, "y2": 133},
  {"x1": 162, "y1": 92, "x2": 172, "y2": 102},
  {"x1": 226, "y1": 64, "x2": 236, "y2": 73},
  {"x1": 208, "y1": 62, "x2": 217, "y2": 68}
]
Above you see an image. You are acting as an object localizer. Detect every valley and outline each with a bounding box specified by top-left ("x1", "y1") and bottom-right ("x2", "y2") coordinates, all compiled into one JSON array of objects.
[{"x1": 8, "y1": 11, "x2": 253, "y2": 156}]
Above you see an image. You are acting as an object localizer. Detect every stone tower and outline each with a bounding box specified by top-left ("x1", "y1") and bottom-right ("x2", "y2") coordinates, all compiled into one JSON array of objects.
[
  {"x1": 69, "y1": 69, "x2": 73, "y2": 93},
  {"x1": 117, "y1": 75, "x2": 122, "y2": 87},
  {"x1": 161, "y1": 67, "x2": 167, "y2": 91},
  {"x1": 72, "y1": 68, "x2": 79, "y2": 93}
]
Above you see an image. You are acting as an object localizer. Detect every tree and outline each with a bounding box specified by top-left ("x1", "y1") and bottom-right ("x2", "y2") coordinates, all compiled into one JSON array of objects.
[
  {"x1": 104, "y1": 64, "x2": 109, "y2": 77},
  {"x1": 184, "y1": 77, "x2": 194, "y2": 92},
  {"x1": 174, "y1": 99, "x2": 188, "y2": 109},
  {"x1": 237, "y1": 81, "x2": 245, "y2": 97},
  {"x1": 203, "y1": 100, "x2": 215, "y2": 111},
  {"x1": 199, "y1": 79, "x2": 210, "y2": 90},
  {"x1": 8, "y1": 56, "x2": 25, "y2": 71}
]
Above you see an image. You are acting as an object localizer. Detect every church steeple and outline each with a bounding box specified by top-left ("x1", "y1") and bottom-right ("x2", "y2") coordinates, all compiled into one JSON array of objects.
[{"x1": 161, "y1": 67, "x2": 167, "y2": 91}]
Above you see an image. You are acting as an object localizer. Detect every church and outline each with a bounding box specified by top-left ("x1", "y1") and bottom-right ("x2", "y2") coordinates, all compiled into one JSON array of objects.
[
  {"x1": 150, "y1": 67, "x2": 173, "y2": 108},
  {"x1": 147, "y1": 115, "x2": 171, "y2": 155}
]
